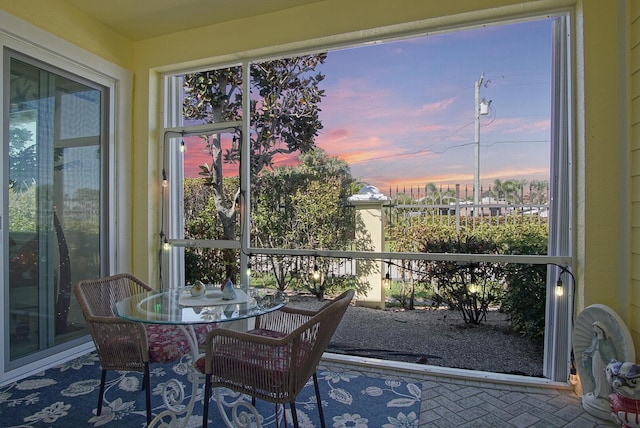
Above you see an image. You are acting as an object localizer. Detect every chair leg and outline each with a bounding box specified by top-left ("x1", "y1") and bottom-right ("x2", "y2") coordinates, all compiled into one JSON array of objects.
[
  {"x1": 313, "y1": 372, "x2": 326, "y2": 428},
  {"x1": 202, "y1": 375, "x2": 212, "y2": 428},
  {"x1": 290, "y1": 402, "x2": 299, "y2": 428},
  {"x1": 97, "y1": 369, "x2": 107, "y2": 416},
  {"x1": 144, "y1": 363, "x2": 151, "y2": 425}
]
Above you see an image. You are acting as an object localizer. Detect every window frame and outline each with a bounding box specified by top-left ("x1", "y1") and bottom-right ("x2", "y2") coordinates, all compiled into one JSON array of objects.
[
  {"x1": 162, "y1": 13, "x2": 574, "y2": 382},
  {"x1": 0, "y1": 10, "x2": 132, "y2": 385}
]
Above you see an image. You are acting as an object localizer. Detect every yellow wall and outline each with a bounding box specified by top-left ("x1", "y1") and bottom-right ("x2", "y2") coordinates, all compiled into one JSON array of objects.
[
  {"x1": 0, "y1": 0, "x2": 133, "y2": 68},
  {"x1": 0, "y1": 0, "x2": 636, "y2": 354},
  {"x1": 576, "y1": 1, "x2": 627, "y2": 312},
  {"x1": 630, "y1": 0, "x2": 640, "y2": 353}
]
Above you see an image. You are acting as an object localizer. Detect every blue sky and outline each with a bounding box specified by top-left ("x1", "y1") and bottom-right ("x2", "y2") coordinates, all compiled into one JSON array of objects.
[{"x1": 312, "y1": 17, "x2": 554, "y2": 192}]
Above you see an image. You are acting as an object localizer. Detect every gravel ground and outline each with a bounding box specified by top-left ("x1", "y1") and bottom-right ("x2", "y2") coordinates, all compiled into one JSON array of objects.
[{"x1": 287, "y1": 296, "x2": 544, "y2": 377}]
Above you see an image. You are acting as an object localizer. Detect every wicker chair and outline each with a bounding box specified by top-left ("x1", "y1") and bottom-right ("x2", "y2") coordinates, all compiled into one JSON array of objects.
[
  {"x1": 197, "y1": 289, "x2": 354, "y2": 428},
  {"x1": 74, "y1": 273, "x2": 215, "y2": 425}
]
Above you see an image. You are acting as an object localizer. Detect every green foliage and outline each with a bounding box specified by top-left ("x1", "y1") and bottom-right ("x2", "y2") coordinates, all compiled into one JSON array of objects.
[
  {"x1": 483, "y1": 179, "x2": 549, "y2": 206},
  {"x1": 389, "y1": 218, "x2": 549, "y2": 337},
  {"x1": 182, "y1": 54, "x2": 327, "y2": 280},
  {"x1": 501, "y1": 264, "x2": 547, "y2": 343},
  {"x1": 498, "y1": 221, "x2": 549, "y2": 343},
  {"x1": 9, "y1": 123, "x2": 37, "y2": 191},
  {"x1": 8, "y1": 183, "x2": 37, "y2": 232},
  {"x1": 421, "y1": 231, "x2": 505, "y2": 325},
  {"x1": 251, "y1": 148, "x2": 365, "y2": 298},
  {"x1": 183, "y1": 177, "x2": 239, "y2": 284}
]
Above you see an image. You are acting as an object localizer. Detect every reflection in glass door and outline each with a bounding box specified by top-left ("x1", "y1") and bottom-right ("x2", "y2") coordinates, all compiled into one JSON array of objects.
[{"x1": 6, "y1": 54, "x2": 106, "y2": 365}]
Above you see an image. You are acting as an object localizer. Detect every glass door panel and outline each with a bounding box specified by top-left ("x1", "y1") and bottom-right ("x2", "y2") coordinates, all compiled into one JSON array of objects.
[{"x1": 7, "y1": 56, "x2": 104, "y2": 363}]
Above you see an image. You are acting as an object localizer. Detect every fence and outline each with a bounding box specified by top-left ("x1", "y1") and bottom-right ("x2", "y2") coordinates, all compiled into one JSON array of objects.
[{"x1": 384, "y1": 183, "x2": 548, "y2": 231}]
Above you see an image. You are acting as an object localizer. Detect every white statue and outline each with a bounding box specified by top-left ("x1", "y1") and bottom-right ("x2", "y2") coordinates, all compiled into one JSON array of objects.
[
  {"x1": 573, "y1": 304, "x2": 635, "y2": 422},
  {"x1": 582, "y1": 321, "x2": 618, "y2": 399}
]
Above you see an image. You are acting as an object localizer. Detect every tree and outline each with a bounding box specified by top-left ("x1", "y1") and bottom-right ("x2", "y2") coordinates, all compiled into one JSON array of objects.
[
  {"x1": 488, "y1": 179, "x2": 526, "y2": 204},
  {"x1": 251, "y1": 148, "x2": 366, "y2": 298},
  {"x1": 423, "y1": 183, "x2": 456, "y2": 205},
  {"x1": 183, "y1": 54, "x2": 327, "y2": 279},
  {"x1": 528, "y1": 180, "x2": 549, "y2": 205},
  {"x1": 182, "y1": 177, "x2": 238, "y2": 284},
  {"x1": 9, "y1": 125, "x2": 37, "y2": 191}
]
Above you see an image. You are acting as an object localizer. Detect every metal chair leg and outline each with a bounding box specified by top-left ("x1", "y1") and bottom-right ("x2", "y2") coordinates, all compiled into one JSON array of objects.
[
  {"x1": 202, "y1": 375, "x2": 212, "y2": 428},
  {"x1": 313, "y1": 372, "x2": 326, "y2": 428},
  {"x1": 144, "y1": 363, "x2": 151, "y2": 425},
  {"x1": 97, "y1": 369, "x2": 107, "y2": 416},
  {"x1": 291, "y1": 402, "x2": 299, "y2": 428}
]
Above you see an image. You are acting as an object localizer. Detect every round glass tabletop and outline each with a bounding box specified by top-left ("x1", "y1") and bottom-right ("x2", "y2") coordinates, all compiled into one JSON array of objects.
[{"x1": 114, "y1": 286, "x2": 287, "y2": 325}]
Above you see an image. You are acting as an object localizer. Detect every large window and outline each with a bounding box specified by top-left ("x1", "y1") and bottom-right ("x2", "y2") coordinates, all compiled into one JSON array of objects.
[{"x1": 162, "y1": 15, "x2": 572, "y2": 381}]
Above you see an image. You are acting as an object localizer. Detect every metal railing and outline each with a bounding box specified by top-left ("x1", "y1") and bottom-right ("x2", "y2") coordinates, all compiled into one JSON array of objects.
[{"x1": 384, "y1": 183, "x2": 548, "y2": 232}]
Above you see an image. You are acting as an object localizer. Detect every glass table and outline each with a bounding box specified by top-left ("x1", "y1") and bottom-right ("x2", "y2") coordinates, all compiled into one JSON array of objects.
[{"x1": 115, "y1": 285, "x2": 287, "y2": 427}]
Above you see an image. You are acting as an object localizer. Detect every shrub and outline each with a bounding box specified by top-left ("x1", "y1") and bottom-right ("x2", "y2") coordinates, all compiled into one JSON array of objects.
[{"x1": 388, "y1": 217, "x2": 548, "y2": 338}]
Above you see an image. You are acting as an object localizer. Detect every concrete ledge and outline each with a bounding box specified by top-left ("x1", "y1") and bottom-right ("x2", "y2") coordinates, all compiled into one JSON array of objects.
[{"x1": 320, "y1": 351, "x2": 573, "y2": 391}]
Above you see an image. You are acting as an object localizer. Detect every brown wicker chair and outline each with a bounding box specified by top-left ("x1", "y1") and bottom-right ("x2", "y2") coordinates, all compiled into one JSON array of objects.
[
  {"x1": 74, "y1": 273, "x2": 215, "y2": 424},
  {"x1": 74, "y1": 274, "x2": 154, "y2": 424},
  {"x1": 197, "y1": 289, "x2": 354, "y2": 428}
]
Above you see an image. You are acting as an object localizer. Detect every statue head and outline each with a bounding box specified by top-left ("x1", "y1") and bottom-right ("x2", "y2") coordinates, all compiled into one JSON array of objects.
[{"x1": 593, "y1": 321, "x2": 606, "y2": 340}]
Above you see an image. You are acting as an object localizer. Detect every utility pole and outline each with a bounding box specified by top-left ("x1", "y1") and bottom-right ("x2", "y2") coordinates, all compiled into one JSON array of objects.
[
  {"x1": 473, "y1": 72, "x2": 491, "y2": 216},
  {"x1": 473, "y1": 72, "x2": 484, "y2": 216}
]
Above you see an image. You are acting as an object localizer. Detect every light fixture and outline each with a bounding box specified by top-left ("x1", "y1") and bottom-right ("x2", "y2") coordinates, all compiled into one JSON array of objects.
[
  {"x1": 162, "y1": 169, "x2": 168, "y2": 188},
  {"x1": 312, "y1": 259, "x2": 320, "y2": 281},
  {"x1": 383, "y1": 261, "x2": 391, "y2": 286},
  {"x1": 162, "y1": 238, "x2": 170, "y2": 251},
  {"x1": 555, "y1": 278, "x2": 564, "y2": 297},
  {"x1": 468, "y1": 284, "x2": 478, "y2": 294},
  {"x1": 179, "y1": 138, "x2": 186, "y2": 153},
  {"x1": 246, "y1": 257, "x2": 252, "y2": 277}
]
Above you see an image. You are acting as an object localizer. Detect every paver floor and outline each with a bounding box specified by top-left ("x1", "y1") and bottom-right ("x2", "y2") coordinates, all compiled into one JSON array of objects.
[{"x1": 321, "y1": 355, "x2": 618, "y2": 427}]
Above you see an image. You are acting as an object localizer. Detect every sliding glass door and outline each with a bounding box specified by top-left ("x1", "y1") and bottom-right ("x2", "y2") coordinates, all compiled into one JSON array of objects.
[{"x1": 5, "y1": 53, "x2": 106, "y2": 366}]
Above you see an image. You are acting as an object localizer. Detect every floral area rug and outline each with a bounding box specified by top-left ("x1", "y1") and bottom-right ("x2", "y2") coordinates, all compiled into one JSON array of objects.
[{"x1": 0, "y1": 352, "x2": 422, "y2": 427}]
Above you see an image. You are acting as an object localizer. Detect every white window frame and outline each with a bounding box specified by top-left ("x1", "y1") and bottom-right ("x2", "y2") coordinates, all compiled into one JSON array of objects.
[{"x1": 162, "y1": 14, "x2": 573, "y2": 382}]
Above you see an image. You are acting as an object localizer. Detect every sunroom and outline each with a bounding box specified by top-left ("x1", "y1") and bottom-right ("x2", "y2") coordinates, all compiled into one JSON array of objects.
[{"x1": 0, "y1": 0, "x2": 637, "y2": 425}]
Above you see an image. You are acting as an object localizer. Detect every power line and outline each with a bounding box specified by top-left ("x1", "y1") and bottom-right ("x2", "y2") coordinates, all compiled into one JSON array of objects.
[{"x1": 347, "y1": 139, "x2": 551, "y2": 167}]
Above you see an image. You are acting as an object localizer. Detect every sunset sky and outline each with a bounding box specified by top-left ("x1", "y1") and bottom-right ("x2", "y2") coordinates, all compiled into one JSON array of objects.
[
  {"x1": 182, "y1": 17, "x2": 555, "y2": 194},
  {"x1": 311, "y1": 17, "x2": 554, "y2": 192}
]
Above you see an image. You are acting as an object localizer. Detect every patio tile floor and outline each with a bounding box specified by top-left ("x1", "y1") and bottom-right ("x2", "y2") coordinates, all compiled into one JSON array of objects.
[{"x1": 320, "y1": 355, "x2": 617, "y2": 427}]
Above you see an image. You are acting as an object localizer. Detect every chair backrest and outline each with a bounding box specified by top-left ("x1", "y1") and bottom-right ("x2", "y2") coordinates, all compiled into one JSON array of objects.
[
  {"x1": 75, "y1": 273, "x2": 152, "y2": 318},
  {"x1": 74, "y1": 273, "x2": 152, "y2": 371},
  {"x1": 289, "y1": 289, "x2": 354, "y2": 393}
]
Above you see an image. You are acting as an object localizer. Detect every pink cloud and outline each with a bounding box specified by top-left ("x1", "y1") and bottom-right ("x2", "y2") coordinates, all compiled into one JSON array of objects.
[{"x1": 414, "y1": 97, "x2": 456, "y2": 116}]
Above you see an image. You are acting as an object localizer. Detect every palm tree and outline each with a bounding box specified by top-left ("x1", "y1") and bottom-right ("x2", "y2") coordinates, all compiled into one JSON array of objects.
[
  {"x1": 528, "y1": 180, "x2": 549, "y2": 205},
  {"x1": 488, "y1": 179, "x2": 527, "y2": 204}
]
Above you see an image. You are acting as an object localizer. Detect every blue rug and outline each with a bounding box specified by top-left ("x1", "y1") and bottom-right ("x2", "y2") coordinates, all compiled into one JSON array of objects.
[{"x1": 0, "y1": 352, "x2": 422, "y2": 427}]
